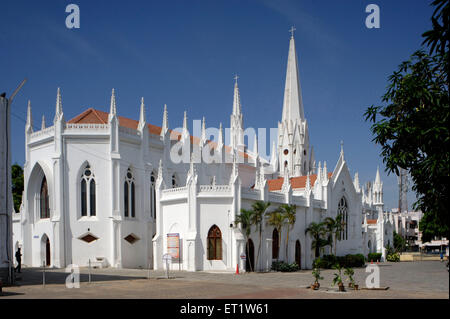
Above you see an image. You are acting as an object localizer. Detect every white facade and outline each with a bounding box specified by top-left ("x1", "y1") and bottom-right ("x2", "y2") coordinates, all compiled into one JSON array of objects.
[{"x1": 13, "y1": 34, "x2": 392, "y2": 271}]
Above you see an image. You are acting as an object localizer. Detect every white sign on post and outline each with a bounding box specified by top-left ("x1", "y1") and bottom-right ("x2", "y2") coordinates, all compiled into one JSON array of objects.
[{"x1": 240, "y1": 252, "x2": 246, "y2": 260}]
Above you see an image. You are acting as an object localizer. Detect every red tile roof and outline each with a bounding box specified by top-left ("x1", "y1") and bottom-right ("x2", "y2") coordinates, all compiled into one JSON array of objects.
[
  {"x1": 68, "y1": 108, "x2": 249, "y2": 159},
  {"x1": 267, "y1": 172, "x2": 333, "y2": 192}
]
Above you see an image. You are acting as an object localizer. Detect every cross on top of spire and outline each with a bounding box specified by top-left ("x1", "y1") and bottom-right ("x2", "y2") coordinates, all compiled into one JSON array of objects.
[
  {"x1": 234, "y1": 74, "x2": 239, "y2": 84},
  {"x1": 289, "y1": 26, "x2": 296, "y2": 38}
]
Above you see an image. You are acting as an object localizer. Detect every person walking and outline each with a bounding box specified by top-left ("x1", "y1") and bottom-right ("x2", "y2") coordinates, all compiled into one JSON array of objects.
[{"x1": 15, "y1": 247, "x2": 22, "y2": 273}]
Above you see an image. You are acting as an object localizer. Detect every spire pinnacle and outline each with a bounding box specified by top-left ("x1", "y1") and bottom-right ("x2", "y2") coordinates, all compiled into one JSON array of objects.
[
  {"x1": 54, "y1": 87, "x2": 63, "y2": 123},
  {"x1": 281, "y1": 32, "x2": 304, "y2": 122},
  {"x1": 218, "y1": 122, "x2": 223, "y2": 147},
  {"x1": 26, "y1": 100, "x2": 33, "y2": 132},
  {"x1": 138, "y1": 97, "x2": 146, "y2": 131},
  {"x1": 253, "y1": 134, "x2": 258, "y2": 156},
  {"x1": 110, "y1": 88, "x2": 117, "y2": 116},
  {"x1": 161, "y1": 104, "x2": 168, "y2": 137},
  {"x1": 232, "y1": 76, "x2": 242, "y2": 116},
  {"x1": 375, "y1": 166, "x2": 381, "y2": 185},
  {"x1": 182, "y1": 110, "x2": 189, "y2": 140},
  {"x1": 201, "y1": 116, "x2": 206, "y2": 143},
  {"x1": 41, "y1": 115, "x2": 46, "y2": 130}
]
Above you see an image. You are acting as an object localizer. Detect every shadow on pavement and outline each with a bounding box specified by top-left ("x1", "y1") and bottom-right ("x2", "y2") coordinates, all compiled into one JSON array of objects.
[{"x1": 11, "y1": 268, "x2": 147, "y2": 287}]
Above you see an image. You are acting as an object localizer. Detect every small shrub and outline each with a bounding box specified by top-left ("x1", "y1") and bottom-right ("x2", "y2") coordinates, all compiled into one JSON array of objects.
[
  {"x1": 368, "y1": 253, "x2": 382, "y2": 262},
  {"x1": 313, "y1": 254, "x2": 365, "y2": 269},
  {"x1": 386, "y1": 252, "x2": 400, "y2": 262},
  {"x1": 271, "y1": 261, "x2": 300, "y2": 272}
]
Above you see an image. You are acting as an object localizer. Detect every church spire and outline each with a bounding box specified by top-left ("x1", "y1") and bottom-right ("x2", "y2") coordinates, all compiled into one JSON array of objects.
[
  {"x1": 138, "y1": 97, "x2": 146, "y2": 131},
  {"x1": 281, "y1": 29, "x2": 304, "y2": 122},
  {"x1": 54, "y1": 87, "x2": 64, "y2": 123},
  {"x1": 230, "y1": 75, "x2": 244, "y2": 150},
  {"x1": 161, "y1": 104, "x2": 168, "y2": 137},
  {"x1": 201, "y1": 116, "x2": 206, "y2": 144},
  {"x1": 41, "y1": 115, "x2": 46, "y2": 130},
  {"x1": 109, "y1": 88, "x2": 117, "y2": 122},
  {"x1": 26, "y1": 100, "x2": 33, "y2": 133},
  {"x1": 217, "y1": 122, "x2": 223, "y2": 149},
  {"x1": 232, "y1": 75, "x2": 241, "y2": 116},
  {"x1": 182, "y1": 110, "x2": 189, "y2": 140}
]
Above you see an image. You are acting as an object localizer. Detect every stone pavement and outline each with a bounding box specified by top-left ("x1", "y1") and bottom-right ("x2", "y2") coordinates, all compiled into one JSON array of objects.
[{"x1": 0, "y1": 261, "x2": 448, "y2": 299}]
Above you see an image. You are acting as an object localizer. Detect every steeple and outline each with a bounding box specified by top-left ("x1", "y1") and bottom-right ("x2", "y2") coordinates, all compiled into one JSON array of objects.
[
  {"x1": 182, "y1": 110, "x2": 189, "y2": 140},
  {"x1": 232, "y1": 75, "x2": 241, "y2": 116},
  {"x1": 26, "y1": 100, "x2": 33, "y2": 133},
  {"x1": 138, "y1": 97, "x2": 146, "y2": 131},
  {"x1": 109, "y1": 88, "x2": 117, "y2": 122},
  {"x1": 41, "y1": 115, "x2": 46, "y2": 130},
  {"x1": 277, "y1": 29, "x2": 310, "y2": 177},
  {"x1": 54, "y1": 87, "x2": 64, "y2": 123},
  {"x1": 217, "y1": 122, "x2": 224, "y2": 149},
  {"x1": 281, "y1": 30, "x2": 304, "y2": 123},
  {"x1": 201, "y1": 116, "x2": 206, "y2": 145},
  {"x1": 230, "y1": 75, "x2": 244, "y2": 150},
  {"x1": 161, "y1": 104, "x2": 168, "y2": 138}
]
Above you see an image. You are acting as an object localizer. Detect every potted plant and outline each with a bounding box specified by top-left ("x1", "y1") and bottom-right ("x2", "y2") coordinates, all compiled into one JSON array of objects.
[
  {"x1": 344, "y1": 267, "x2": 358, "y2": 289},
  {"x1": 332, "y1": 264, "x2": 345, "y2": 292},
  {"x1": 311, "y1": 267, "x2": 323, "y2": 290}
]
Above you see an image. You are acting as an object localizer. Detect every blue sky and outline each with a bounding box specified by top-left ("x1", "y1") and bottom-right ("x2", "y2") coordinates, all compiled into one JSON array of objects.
[{"x1": 1, "y1": 0, "x2": 434, "y2": 211}]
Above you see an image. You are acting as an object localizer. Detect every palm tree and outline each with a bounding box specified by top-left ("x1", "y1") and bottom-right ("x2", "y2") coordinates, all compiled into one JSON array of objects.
[
  {"x1": 265, "y1": 209, "x2": 285, "y2": 261},
  {"x1": 324, "y1": 213, "x2": 346, "y2": 256},
  {"x1": 234, "y1": 208, "x2": 254, "y2": 272},
  {"x1": 279, "y1": 204, "x2": 297, "y2": 262},
  {"x1": 305, "y1": 221, "x2": 328, "y2": 258},
  {"x1": 250, "y1": 201, "x2": 271, "y2": 272}
]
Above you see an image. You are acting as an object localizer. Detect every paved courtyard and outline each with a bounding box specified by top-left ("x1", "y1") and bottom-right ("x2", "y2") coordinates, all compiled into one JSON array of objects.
[{"x1": 1, "y1": 261, "x2": 448, "y2": 299}]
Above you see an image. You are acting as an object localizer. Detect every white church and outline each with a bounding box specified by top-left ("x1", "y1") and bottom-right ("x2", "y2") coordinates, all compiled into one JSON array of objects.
[{"x1": 12, "y1": 33, "x2": 393, "y2": 272}]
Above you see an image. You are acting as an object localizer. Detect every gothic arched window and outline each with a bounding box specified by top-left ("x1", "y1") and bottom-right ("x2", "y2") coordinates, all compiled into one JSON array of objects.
[
  {"x1": 80, "y1": 164, "x2": 96, "y2": 217},
  {"x1": 207, "y1": 225, "x2": 222, "y2": 260},
  {"x1": 150, "y1": 171, "x2": 156, "y2": 219},
  {"x1": 338, "y1": 197, "x2": 348, "y2": 240},
  {"x1": 124, "y1": 168, "x2": 136, "y2": 218},
  {"x1": 40, "y1": 176, "x2": 50, "y2": 219}
]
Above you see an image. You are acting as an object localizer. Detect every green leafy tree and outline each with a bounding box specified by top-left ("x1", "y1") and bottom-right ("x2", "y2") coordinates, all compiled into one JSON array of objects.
[
  {"x1": 393, "y1": 231, "x2": 406, "y2": 252},
  {"x1": 265, "y1": 209, "x2": 285, "y2": 261},
  {"x1": 279, "y1": 204, "x2": 297, "y2": 261},
  {"x1": 234, "y1": 208, "x2": 254, "y2": 272},
  {"x1": 365, "y1": 0, "x2": 449, "y2": 242},
  {"x1": 249, "y1": 201, "x2": 271, "y2": 271},
  {"x1": 305, "y1": 221, "x2": 328, "y2": 258},
  {"x1": 324, "y1": 213, "x2": 346, "y2": 256},
  {"x1": 12, "y1": 163, "x2": 24, "y2": 213}
]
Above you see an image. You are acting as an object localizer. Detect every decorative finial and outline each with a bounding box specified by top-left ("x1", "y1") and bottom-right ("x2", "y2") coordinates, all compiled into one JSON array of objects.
[
  {"x1": 233, "y1": 74, "x2": 239, "y2": 84},
  {"x1": 289, "y1": 26, "x2": 296, "y2": 38}
]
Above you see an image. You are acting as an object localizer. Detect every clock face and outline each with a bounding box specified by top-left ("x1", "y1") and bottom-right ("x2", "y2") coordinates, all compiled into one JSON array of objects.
[{"x1": 284, "y1": 149, "x2": 289, "y2": 155}]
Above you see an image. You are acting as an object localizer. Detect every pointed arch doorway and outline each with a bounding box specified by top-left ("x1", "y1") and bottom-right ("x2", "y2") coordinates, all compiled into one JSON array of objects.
[
  {"x1": 245, "y1": 239, "x2": 255, "y2": 272},
  {"x1": 41, "y1": 235, "x2": 50, "y2": 266},
  {"x1": 295, "y1": 240, "x2": 301, "y2": 269}
]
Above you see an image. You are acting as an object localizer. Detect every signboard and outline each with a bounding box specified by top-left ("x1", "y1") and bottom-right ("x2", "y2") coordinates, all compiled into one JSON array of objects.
[
  {"x1": 240, "y1": 252, "x2": 246, "y2": 260},
  {"x1": 167, "y1": 233, "x2": 180, "y2": 259}
]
